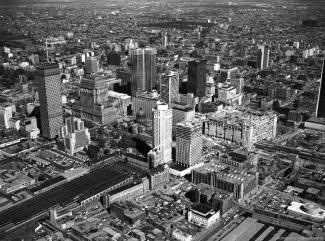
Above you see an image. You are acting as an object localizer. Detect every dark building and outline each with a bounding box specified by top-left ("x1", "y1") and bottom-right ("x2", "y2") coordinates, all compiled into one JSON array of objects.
[
  {"x1": 107, "y1": 51, "x2": 121, "y2": 66},
  {"x1": 316, "y1": 61, "x2": 325, "y2": 118},
  {"x1": 187, "y1": 183, "x2": 234, "y2": 215},
  {"x1": 302, "y1": 20, "x2": 317, "y2": 27},
  {"x1": 36, "y1": 63, "x2": 63, "y2": 139},
  {"x1": 129, "y1": 48, "x2": 157, "y2": 97},
  {"x1": 187, "y1": 59, "x2": 207, "y2": 97}
]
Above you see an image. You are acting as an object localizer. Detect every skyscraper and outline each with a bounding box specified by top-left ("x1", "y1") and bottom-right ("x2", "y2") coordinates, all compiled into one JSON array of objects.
[
  {"x1": 316, "y1": 60, "x2": 325, "y2": 118},
  {"x1": 187, "y1": 59, "x2": 207, "y2": 97},
  {"x1": 257, "y1": 45, "x2": 270, "y2": 70},
  {"x1": 36, "y1": 63, "x2": 63, "y2": 139},
  {"x1": 152, "y1": 102, "x2": 172, "y2": 165},
  {"x1": 85, "y1": 56, "x2": 99, "y2": 74},
  {"x1": 130, "y1": 48, "x2": 157, "y2": 96},
  {"x1": 175, "y1": 120, "x2": 203, "y2": 166},
  {"x1": 160, "y1": 70, "x2": 179, "y2": 104}
]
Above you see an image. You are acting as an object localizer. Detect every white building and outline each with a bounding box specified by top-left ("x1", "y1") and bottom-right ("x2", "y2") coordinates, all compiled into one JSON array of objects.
[
  {"x1": 188, "y1": 204, "x2": 220, "y2": 228},
  {"x1": 172, "y1": 228, "x2": 192, "y2": 241},
  {"x1": 152, "y1": 102, "x2": 172, "y2": 165},
  {"x1": 20, "y1": 117, "x2": 40, "y2": 139},
  {"x1": 0, "y1": 105, "x2": 13, "y2": 129},
  {"x1": 59, "y1": 117, "x2": 90, "y2": 155},
  {"x1": 107, "y1": 91, "x2": 131, "y2": 116},
  {"x1": 288, "y1": 202, "x2": 325, "y2": 222},
  {"x1": 218, "y1": 82, "x2": 242, "y2": 105}
]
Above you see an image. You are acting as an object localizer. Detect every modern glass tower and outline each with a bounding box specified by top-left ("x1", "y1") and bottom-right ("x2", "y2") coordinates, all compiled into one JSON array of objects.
[
  {"x1": 130, "y1": 48, "x2": 157, "y2": 96},
  {"x1": 187, "y1": 59, "x2": 207, "y2": 97},
  {"x1": 36, "y1": 63, "x2": 63, "y2": 139}
]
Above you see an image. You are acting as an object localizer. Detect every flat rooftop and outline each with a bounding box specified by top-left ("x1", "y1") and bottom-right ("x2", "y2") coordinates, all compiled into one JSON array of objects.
[
  {"x1": 207, "y1": 106, "x2": 276, "y2": 127},
  {"x1": 193, "y1": 161, "x2": 255, "y2": 183}
]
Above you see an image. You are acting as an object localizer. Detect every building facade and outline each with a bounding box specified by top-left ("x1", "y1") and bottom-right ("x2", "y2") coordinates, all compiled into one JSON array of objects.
[
  {"x1": 187, "y1": 203, "x2": 220, "y2": 228},
  {"x1": 0, "y1": 105, "x2": 13, "y2": 129},
  {"x1": 257, "y1": 45, "x2": 270, "y2": 70},
  {"x1": 191, "y1": 161, "x2": 258, "y2": 202},
  {"x1": 152, "y1": 102, "x2": 172, "y2": 164},
  {"x1": 130, "y1": 48, "x2": 157, "y2": 96},
  {"x1": 132, "y1": 91, "x2": 160, "y2": 120},
  {"x1": 72, "y1": 75, "x2": 118, "y2": 124},
  {"x1": 175, "y1": 120, "x2": 203, "y2": 166},
  {"x1": 59, "y1": 117, "x2": 90, "y2": 155},
  {"x1": 203, "y1": 107, "x2": 277, "y2": 149},
  {"x1": 85, "y1": 56, "x2": 99, "y2": 74},
  {"x1": 187, "y1": 59, "x2": 207, "y2": 97},
  {"x1": 160, "y1": 70, "x2": 179, "y2": 104},
  {"x1": 36, "y1": 63, "x2": 63, "y2": 139}
]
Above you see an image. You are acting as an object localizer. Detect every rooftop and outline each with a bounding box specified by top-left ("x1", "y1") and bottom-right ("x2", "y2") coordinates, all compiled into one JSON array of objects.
[
  {"x1": 190, "y1": 203, "x2": 216, "y2": 217},
  {"x1": 207, "y1": 106, "x2": 277, "y2": 127},
  {"x1": 193, "y1": 161, "x2": 255, "y2": 183}
]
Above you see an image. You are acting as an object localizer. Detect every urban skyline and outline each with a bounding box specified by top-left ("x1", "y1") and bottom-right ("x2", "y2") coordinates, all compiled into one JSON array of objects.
[{"x1": 0, "y1": 0, "x2": 324, "y2": 240}]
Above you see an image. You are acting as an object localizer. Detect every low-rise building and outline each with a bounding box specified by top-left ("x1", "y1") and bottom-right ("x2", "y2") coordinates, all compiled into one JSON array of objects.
[
  {"x1": 288, "y1": 202, "x2": 325, "y2": 222},
  {"x1": 172, "y1": 228, "x2": 193, "y2": 241},
  {"x1": 187, "y1": 203, "x2": 220, "y2": 228}
]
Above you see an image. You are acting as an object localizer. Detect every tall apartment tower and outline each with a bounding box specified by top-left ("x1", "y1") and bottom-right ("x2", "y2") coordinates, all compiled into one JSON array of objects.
[
  {"x1": 85, "y1": 56, "x2": 99, "y2": 74},
  {"x1": 152, "y1": 102, "x2": 173, "y2": 165},
  {"x1": 257, "y1": 45, "x2": 270, "y2": 70},
  {"x1": 175, "y1": 121, "x2": 203, "y2": 166},
  {"x1": 36, "y1": 63, "x2": 63, "y2": 139},
  {"x1": 160, "y1": 70, "x2": 179, "y2": 104},
  {"x1": 187, "y1": 59, "x2": 207, "y2": 97},
  {"x1": 130, "y1": 48, "x2": 157, "y2": 96},
  {"x1": 316, "y1": 60, "x2": 325, "y2": 118}
]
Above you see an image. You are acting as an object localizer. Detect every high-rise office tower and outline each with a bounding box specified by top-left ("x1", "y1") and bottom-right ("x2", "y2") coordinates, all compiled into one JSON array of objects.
[
  {"x1": 316, "y1": 60, "x2": 325, "y2": 118},
  {"x1": 59, "y1": 117, "x2": 90, "y2": 155},
  {"x1": 187, "y1": 59, "x2": 207, "y2": 97},
  {"x1": 175, "y1": 120, "x2": 203, "y2": 166},
  {"x1": 130, "y1": 48, "x2": 157, "y2": 96},
  {"x1": 160, "y1": 70, "x2": 179, "y2": 104},
  {"x1": 257, "y1": 45, "x2": 270, "y2": 70},
  {"x1": 36, "y1": 63, "x2": 63, "y2": 139},
  {"x1": 85, "y1": 56, "x2": 99, "y2": 74},
  {"x1": 152, "y1": 102, "x2": 172, "y2": 165}
]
